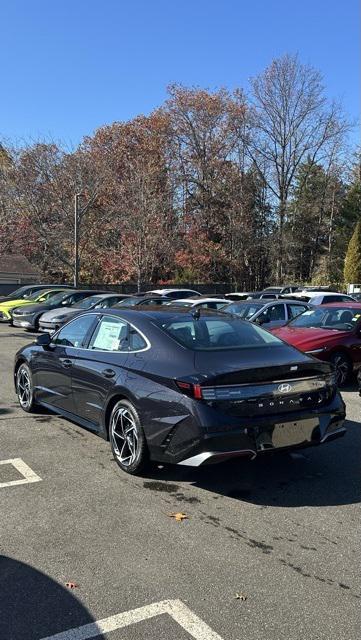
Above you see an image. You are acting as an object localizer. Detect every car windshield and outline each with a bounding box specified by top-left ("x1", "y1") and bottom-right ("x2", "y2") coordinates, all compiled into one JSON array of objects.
[
  {"x1": 76, "y1": 295, "x2": 104, "y2": 309},
  {"x1": 115, "y1": 297, "x2": 143, "y2": 306},
  {"x1": 43, "y1": 291, "x2": 71, "y2": 305},
  {"x1": 26, "y1": 290, "x2": 46, "y2": 301},
  {"x1": 156, "y1": 315, "x2": 283, "y2": 350},
  {"x1": 289, "y1": 307, "x2": 361, "y2": 331},
  {"x1": 225, "y1": 303, "x2": 263, "y2": 319},
  {"x1": 7, "y1": 286, "x2": 33, "y2": 298}
]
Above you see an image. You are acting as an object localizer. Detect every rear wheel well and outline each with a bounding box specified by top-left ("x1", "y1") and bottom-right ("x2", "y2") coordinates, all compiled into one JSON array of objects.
[{"x1": 104, "y1": 394, "x2": 131, "y2": 439}]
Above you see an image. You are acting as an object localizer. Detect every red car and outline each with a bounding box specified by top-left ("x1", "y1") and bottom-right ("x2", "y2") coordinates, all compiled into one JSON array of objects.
[{"x1": 271, "y1": 303, "x2": 361, "y2": 386}]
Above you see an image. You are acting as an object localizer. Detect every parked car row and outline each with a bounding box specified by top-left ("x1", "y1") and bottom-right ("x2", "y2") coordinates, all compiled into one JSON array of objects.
[
  {"x1": 3, "y1": 284, "x2": 361, "y2": 388},
  {"x1": 4, "y1": 282, "x2": 359, "y2": 476}
]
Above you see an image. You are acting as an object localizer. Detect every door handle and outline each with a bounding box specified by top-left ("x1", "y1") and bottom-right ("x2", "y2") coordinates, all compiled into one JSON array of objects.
[
  {"x1": 102, "y1": 368, "x2": 116, "y2": 379},
  {"x1": 60, "y1": 358, "x2": 72, "y2": 369}
]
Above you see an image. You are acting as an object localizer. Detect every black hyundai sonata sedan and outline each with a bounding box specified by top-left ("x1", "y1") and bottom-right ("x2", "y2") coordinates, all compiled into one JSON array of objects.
[{"x1": 14, "y1": 308, "x2": 346, "y2": 475}]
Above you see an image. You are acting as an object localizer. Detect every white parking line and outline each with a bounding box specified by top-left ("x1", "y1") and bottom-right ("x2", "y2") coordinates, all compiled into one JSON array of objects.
[
  {"x1": 39, "y1": 599, "x2": 224, "y2": 640},
  {"x1": 0, "y1": 458, "x2": 42, "y2": 488}
]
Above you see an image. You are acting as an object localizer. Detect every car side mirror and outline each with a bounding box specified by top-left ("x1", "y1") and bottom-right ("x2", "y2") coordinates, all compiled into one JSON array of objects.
[{"x1": 35, "y1": 333, "x2": 52, "y2": 348}]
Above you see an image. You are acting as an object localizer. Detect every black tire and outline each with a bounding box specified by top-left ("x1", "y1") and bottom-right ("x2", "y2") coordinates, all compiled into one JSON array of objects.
[
  {"x1": 16, "y1": 363, "x2": 36, "y2": 412},
  {"x1": 109, "y1": 399, "x2": 149, "y2": 475},
  {"x1": 25, "y1": 316, "x2": 40, "y2": 332},
  {"x1": 330, "y1": 351, "x2": 352, "y2": 387}
]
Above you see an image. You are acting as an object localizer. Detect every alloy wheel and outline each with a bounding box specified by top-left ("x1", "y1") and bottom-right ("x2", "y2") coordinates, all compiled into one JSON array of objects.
[
  {"x1": 111, "y1": 407, "x2": 139, "y2": 467},
  {"x1": 17, "y1": 366, "x2": 32, "y2": 409},
  {"x1": 333, "y1": 354, "x2": 350, "y2": 387}
]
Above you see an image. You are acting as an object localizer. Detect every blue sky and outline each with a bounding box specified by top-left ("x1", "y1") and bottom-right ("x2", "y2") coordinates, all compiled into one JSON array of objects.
[{"x1": 1, "y1": 0, "x2": 359, "y2": 147}]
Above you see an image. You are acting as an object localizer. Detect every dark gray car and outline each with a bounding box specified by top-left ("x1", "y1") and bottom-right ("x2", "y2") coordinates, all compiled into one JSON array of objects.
[
  {"x1": 224, "y1": 298, "x2": 310, "y2": 329},
  {"x1": 12, "y1": 290, "x2": 111, "y2": 331},
  {"x1": 39, "y1": 293, "x2": 128, "y2": 332}
]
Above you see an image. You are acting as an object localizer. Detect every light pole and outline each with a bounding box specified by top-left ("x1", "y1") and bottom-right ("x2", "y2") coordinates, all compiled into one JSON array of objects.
[{"x1": 74, "y1": 193, "x2": 82, "y2": 287}]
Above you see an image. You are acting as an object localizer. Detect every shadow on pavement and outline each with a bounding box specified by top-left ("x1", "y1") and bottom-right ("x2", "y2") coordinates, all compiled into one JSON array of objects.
[
  {"x1": 0, "y1": 406, "x2": 14, "y2": 415},
  {"x1": 144, "y1": 419, "x2": 361, "y2": 509},
  {"x1": 0, "y1": 556, "x2": 104, "y2": 640}
]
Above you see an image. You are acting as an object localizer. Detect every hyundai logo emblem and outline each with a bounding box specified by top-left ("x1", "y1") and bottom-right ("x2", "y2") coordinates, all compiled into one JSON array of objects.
[{"x1": 278, "y1": 383, "x2": 292, "y2": 393}]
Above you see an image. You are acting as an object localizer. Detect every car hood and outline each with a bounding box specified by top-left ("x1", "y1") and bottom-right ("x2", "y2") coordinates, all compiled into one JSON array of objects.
[
  {"x1": 0, "y1": 295, "x2": 22, "y2": 302},
  {"x1": 13, "y1": 302, "x2": 53, "y2": 314},
  {"x1": 0, "y1": 298, "x2": 35, "y2": 309},
  {"x1": 40, "y1": 307, "x2": 76, "y2": 321},
  {"x1": 271, "y1": 326, "x2": 350, "y2": 351}
]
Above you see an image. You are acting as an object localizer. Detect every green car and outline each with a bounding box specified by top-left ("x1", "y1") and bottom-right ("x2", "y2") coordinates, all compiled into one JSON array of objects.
[{"x1": 0, "y1": 288, "x2": 69, "y2": 322}]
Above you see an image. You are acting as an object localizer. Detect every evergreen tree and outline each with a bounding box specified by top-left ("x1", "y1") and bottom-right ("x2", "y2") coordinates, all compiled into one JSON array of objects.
[{"x1": 344, "y1": 221, "x2": 361, "y2": 284}]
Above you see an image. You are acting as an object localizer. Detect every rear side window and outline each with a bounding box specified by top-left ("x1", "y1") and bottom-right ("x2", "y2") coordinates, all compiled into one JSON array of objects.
[
  {"x1": 159, "y1": 317, "x2": 282, "y2": 350},
  {"x1": 129, "y1": 327, "x2": 147, "y2": 351}
]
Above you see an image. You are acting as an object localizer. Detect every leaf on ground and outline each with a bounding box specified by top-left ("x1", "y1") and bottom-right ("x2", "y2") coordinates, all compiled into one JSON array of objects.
[
  {"x1": 235, "y1": 592, "x2": 247, "y2": 601},
  {"x1": 65, "y1": 581, "x2": 78, "y2": 589},
  {"x1": 168, "y1": 512, "x2": 189, "y2": 522}
]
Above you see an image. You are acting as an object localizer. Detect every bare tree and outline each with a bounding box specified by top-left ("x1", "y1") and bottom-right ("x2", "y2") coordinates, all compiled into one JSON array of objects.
[{"x1": 247, "y1": 54, "x2": 349, "y2": 283}]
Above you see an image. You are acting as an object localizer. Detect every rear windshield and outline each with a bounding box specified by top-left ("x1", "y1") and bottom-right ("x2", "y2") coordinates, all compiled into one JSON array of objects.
[{"x1": 156, "y1": 316, "x2": 282, "y2": 350}]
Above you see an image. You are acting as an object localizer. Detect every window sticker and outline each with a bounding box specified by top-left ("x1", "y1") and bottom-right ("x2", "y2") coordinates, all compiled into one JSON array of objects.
[{"x1": 92, "y1": 321, "x2": 126, "y2": 350}]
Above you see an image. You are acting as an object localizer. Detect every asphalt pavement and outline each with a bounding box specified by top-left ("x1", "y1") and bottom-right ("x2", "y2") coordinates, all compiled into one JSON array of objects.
[{"x1": 0, "y1": 324, "x2": 360, "y2": 640}]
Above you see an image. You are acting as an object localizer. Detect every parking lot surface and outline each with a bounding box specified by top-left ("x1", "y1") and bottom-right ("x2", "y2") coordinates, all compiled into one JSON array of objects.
[{"x1": 0, "y1": 324, "x2": 360, "y2": 640}]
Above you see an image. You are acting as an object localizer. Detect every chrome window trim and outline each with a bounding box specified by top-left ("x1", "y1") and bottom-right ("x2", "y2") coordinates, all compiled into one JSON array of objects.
[{"x1": 51, "y1": 312, "x2": 151, "y2": 353}]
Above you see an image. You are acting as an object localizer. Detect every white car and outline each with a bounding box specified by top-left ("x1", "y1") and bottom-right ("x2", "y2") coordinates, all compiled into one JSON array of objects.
[
  {"x1": 291, "y1": 291, "x2": 355, "y2": 305},
  {"x1": 167, "y1": 297, "x2": 228, "y2": 310},
  {"x1": 146, "y1": 288, "x2": 201, "y2": 299}
]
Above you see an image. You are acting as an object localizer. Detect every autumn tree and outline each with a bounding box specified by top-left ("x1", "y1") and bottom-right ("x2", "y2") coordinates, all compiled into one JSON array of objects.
[
  {"x1": 7, "y1": 142, "x2": 106, "y2": 281},
  {"x1": 0, "y1": 56, "x2": 356, "y2": 289},
  {"x1": 165, "y1": 85, "x2": 272, "y2": 286},
  {"x1": 86, "y1": 113, "x2": 175, "y2": 287}
]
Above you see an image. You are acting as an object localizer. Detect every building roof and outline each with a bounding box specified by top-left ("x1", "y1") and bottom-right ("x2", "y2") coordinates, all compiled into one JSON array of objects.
[{"x1": 0, "y1": 254, "x2": 40, "y2": 276}]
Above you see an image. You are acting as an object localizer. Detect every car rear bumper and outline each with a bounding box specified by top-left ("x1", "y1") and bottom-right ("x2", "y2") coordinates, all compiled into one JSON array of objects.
[{"x1": 153, "y1": 392, "x2": 346, "y2": 466}]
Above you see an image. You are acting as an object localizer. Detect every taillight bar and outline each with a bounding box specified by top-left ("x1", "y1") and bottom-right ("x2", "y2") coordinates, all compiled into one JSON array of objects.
[{"x1": 175, "y1": 380, "x2": 203, "y2": 399}]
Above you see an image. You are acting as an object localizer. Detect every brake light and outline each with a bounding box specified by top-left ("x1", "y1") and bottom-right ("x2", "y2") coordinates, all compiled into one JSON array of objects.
[
  {"x1": 175, "y1": 380, "x2": 203, "y2": 399},
  {"x1": 193, "y1": 384, "x2": 202, "y2": 399}
]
